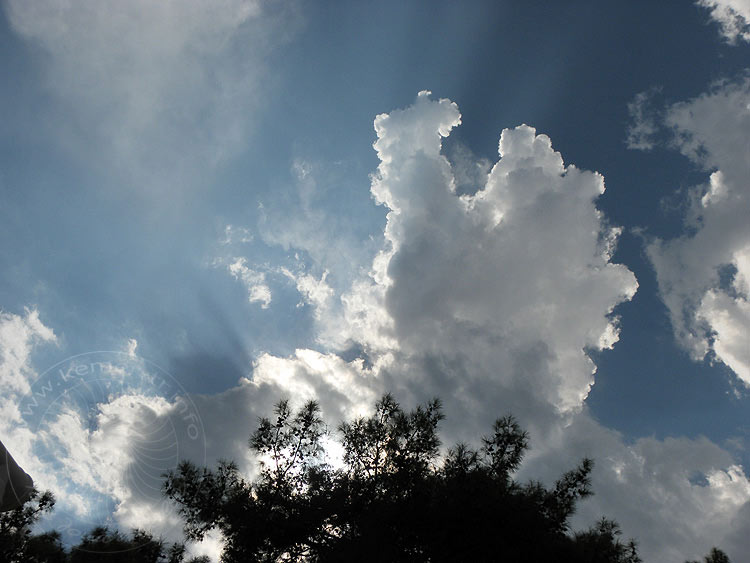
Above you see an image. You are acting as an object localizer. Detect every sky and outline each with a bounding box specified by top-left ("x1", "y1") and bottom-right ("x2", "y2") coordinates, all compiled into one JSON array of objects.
[{"x1": 1, "y1": 0, "x2": 750, "y2": 560}]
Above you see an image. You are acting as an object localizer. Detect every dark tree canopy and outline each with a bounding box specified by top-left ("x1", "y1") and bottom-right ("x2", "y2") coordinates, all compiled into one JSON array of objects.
[
  {"x1": 0, "y1": 395, "x2": 735, "y2": 561},
  {"x1": 686, "y1": 547, "x2": 732, "y2": 563},
  {"x1": 69, "y1": 526, "x2": 192, "y2": 563},
  {"x1": 0, "y1": 488, "x2": 64, "y2": 563},
  {"x1": 0, "y1": 489, "x2": 207, "y2": 563},
  {"x1": 164, "y1": 394, "x2": 646, "y2": 563}
]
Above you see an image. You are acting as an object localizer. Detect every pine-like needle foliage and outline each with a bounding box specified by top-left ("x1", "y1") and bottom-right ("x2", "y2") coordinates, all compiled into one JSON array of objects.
[{"x1": 164, "y1": 394, "x2": 646, "y2": 563}]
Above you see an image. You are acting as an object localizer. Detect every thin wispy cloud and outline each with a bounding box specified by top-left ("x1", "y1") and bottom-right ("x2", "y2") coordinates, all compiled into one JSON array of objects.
[{"x1": 4, "y1": 0, "x2": 294, "y2": 193}]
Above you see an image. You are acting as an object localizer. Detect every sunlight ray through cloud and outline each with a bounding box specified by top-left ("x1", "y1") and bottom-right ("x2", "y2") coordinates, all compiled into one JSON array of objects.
[{"x1": 2, "y1": 2, "x2": 750, "y2": 560}]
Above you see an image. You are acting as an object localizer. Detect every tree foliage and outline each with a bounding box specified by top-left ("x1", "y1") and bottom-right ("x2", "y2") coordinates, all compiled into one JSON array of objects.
[
  {"x1": 0, "y1": 489, "x2": 206, "y2": 563},
  {"x1": 0, "y1": 488, "x2": 64, "y2": 563},
  {"x1": 686, "y1": 547, "x2": 732, "y2": 563},
  {"x1": 2, "y1": 395, "x2": 733, "y2": 562},
  {"x1": 69, "y1": 526, "x2": 193, "y2": 563},
  {"x1": 164, "y1": 394, "x2": 646, "y2": 562}
]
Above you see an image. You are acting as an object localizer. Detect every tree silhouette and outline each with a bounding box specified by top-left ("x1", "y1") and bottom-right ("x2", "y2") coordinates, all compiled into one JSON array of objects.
[
  {"x1": 164, "y1": 394, "x2": 644, "y2": 562},
  {"x1": 0, "y1": 488, "x2": 65, "y2": 562},
  {"x1": 686, "y1": 547, "x2": 732, "y2": 563},
  {"x1": 0, "y1": 489, "x2": 207, "y2": 563},
  {"x1": 573, "y1": 518, "x2": 641, "y2": 563},
  {"x1": 0, "y1": 396, "x2": 734, "y2": 562},
  {"x1": 69, "y1": 526, "x2": 190, "y2": 563}
]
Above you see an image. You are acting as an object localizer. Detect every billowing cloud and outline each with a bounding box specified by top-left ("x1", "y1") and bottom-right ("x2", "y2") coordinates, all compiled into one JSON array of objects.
[
  {"x1": 3, "y1": 0, "x2": 294, "y2": 189},
  {"x1": 251, "y1": 349, "x2": 380, "y2": 422},
  {"x1": 0, "y1": 308, "x2": 375, "y2": 560},
  {"x1": 615, "y1": 74, "x2": 750, "y2": 559},
  {"x1": 236, "y1": 90, "x2": 639, "y2": 430},
  {"x1": 280, "y1": 91, "x2": 638, "y2": 425},
  {"x1": 698, "y1": 0, "x2": 750, "y2": 43},
  {"x1": 0, "y1": 314, "x2": 216, "y2": 558},
  {"x1": 529, "y1": 415, "x2": 750, "y2": 561},
  {"x1": 0, "y1": 309, "x2": 57, "y2": 479},
  {"x1": 648, "y1": 77, "x2": 750, "y2": 383},
  {"x1": 227, "y1": 91, "x2": 750, "y2": 561},
  {"x1": 217, "y1": 88, "x2": 641, "y2": 447},
  {"x1": 0, "y1": 308, "x2": 56, "y2": 399},
  {"x1": 6, "y1": 88, "x2": 749, "y2": 562}
]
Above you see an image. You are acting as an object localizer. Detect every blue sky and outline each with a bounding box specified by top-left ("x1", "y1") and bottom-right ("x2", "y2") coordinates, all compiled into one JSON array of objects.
[{"x1": 2, "y1": 1, "x2": 750, "y2": 560}]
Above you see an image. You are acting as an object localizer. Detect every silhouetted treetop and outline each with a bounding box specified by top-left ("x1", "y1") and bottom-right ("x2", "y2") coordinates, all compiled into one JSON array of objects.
[
  {"x1": 0, "y1": 395, "x2": 734, "y2": 562},
  {"x1": 339, "y1": 393, "x2": 444, "y2": 480},
  {"x1": 251, "y1": 399, "x2": 326, "y2": 492},
  {"x1": 0, "y1": 489, "x2": 208, "y2": 562},
  {"x1": 686, "y1": 547, "x2": 732, "y2": 563},
  {"x1": 164, "y1": 394, "x2": 648, "y2": 562},
  {"x1": 0, "y1": 488, "x2": 62, "y2": 562}
]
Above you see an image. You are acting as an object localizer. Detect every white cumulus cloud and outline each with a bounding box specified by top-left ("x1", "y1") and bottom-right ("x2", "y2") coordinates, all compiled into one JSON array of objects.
[
  {"x1": 208, "y1": 89, "x2": 641, "y2": 464},
  {"x1": 698, "y1": 0, "x2": 750, "y2": 43},
  {"x1": 6, "y1": 88, "x2": 750, "y2": 561},
  {"x1": 528, "y1": 415, "x2": 750, "y2": 561},
  {"x1": 0, "y1": 308, "x2": 56, "y2": 399},
  {"x1": 648, "y1": 77, "x2": 750, "y2": 383},
  {"x1": 226, "y1": 91, "x2": 750, "y2": 561},
  {"x1": 339, "y1": 90, "x2": 637, "y2": 419},
  {"x1": 0, "y1": 317, "x2": 217, "y2": 559}
]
